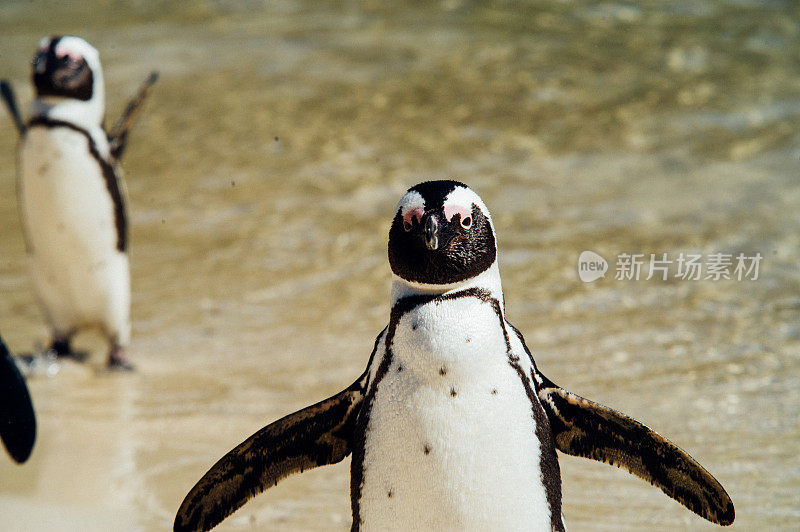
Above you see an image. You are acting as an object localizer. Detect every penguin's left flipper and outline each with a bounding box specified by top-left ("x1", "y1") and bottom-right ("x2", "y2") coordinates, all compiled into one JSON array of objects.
[
  {"x1": 174, "y1": 375, "x2": 365, "y2": 532},
  {"x1": 0, "y1": 334, "x2": 36, "y2": 464},
  {"x1": 536, "y1": 373, "x2": 734, "y2": 526},
  {"x1": 0, "y1": 80, "x2": 26, "y2": 136}
]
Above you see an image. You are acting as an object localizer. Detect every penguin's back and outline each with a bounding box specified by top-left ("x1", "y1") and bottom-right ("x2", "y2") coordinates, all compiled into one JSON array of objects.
[{"x1": 356, "y1": 292, "x2": 555, "y2": 530}]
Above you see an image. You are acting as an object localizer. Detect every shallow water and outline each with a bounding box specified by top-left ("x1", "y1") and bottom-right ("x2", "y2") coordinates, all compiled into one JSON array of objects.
[{"x1": 0, "y1": 1, "x2": 798, "y2": 530}]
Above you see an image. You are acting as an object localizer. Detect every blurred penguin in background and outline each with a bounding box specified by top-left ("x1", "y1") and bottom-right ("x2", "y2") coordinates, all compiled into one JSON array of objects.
[{"x1": 11, "y1": 36, "x2": 156, "y2": 370}]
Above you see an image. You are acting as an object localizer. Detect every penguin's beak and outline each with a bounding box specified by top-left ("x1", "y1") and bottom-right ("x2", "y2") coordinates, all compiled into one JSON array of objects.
[
  {"x1": 423, "y1": 214, "x2": 440, "y2": 251},
  {"x1": 32, "y1": 51, "x2": 47, "y2": 74}
]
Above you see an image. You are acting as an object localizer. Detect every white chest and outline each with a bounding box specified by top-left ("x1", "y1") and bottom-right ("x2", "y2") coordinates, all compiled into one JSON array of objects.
[
  {"x1": 19, "y1": 126, "x2": 119, "y2": 257},
  {"x1": 17, "y1": 126, "x2": 129, "y2": 330},
  {"x1": 359, "y1": 296, "x2": 553, "y2": 531}
]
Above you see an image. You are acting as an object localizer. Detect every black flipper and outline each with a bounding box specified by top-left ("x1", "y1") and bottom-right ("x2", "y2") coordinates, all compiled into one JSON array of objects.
[
  {"x1": 535, "y1": 372, "x2": 734, "y2": 526},
  {"x1": 0, "y1": 80, "x2": 26, "y2": 136},
  {"x1": 174, "y1": 374, "x2": 366, "y2": 532},
  {"x1": 107, "y1": 71, "x2": 158, "y2": 160},
  {"x1": 0, "y1": 334, "x2": 36, "y2": 464}
]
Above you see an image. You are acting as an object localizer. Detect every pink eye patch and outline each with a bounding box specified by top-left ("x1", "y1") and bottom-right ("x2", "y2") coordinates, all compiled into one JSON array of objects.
[
  {"x1": 444, "y1": 203, "x2": 472, "y2": 224},
  {"x1": 55, "y1": 49, "x2": 82, "y2": 62},
  {"x1": 402, "y1": 207, "x2": 424, "y2": 230}
]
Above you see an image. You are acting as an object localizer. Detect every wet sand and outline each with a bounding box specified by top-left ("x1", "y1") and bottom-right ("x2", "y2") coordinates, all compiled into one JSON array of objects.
[{"x1": 1, "y1": 2, "x2": 799, "y2": 530}]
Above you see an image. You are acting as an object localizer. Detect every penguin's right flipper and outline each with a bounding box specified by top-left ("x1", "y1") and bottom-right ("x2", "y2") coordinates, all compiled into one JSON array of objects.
[
  {"x1": 535, "y1": 372, "x2": 734, "y2": 526},
  {"x1": 107, "y1": 71, "x2": 158, "y2": 160},
  {"x1": 0, "y1": 80, "x2": 27, "y2": 136},
  {"x1": 174, "y1": 375, "x2": 366, "y2": 532},
  {"x1": 0, "y1": 334, "x2": 36, "y2": 464}
]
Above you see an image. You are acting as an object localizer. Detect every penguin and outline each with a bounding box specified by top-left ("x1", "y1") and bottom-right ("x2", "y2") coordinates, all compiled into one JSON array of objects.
[
  {"x1": 0, "y1": 333, "x2": 36, "y2": 464},
  {"x1": 174, "y1": 181, "x2": 735, "y2": 531},
  {"x1": 17, "y1": 36, "x2": 132, "y2": 369}
]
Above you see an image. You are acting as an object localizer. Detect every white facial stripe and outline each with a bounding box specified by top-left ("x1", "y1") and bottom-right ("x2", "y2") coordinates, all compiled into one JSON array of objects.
[
  {"x1": 444, "y1": 186, "x2": 492, "y2": 223},
  {"x1": 396, "y1": 190, "x2": 425, "y2": 217}
]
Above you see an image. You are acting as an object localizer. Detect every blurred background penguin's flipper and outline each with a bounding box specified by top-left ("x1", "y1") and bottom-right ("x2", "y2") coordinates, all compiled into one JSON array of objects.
[
  {"x1": 0, "y1": 334, "x2": 36, "y2": 464},
  {"x1": 107, "y1": 71, "x2": 158, "y2": 161}
]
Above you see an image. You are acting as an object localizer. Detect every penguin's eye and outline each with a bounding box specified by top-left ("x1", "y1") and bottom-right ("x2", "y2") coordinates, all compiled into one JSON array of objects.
[
  {"x1": 460, "y1": 216, "x2": 472, "y2": 230},
  {"x1": 403, "y1": 220, "x2": 412, "y2": 232}
]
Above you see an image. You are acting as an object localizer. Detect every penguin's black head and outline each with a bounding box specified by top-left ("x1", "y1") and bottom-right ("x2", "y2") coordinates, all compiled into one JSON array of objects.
[
  {"x1": 388, "y1": 180, "x2": 497, "y2": 285},
  {"x1": 32, "y1": 36, "x2": 95, "y2": 101}
]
